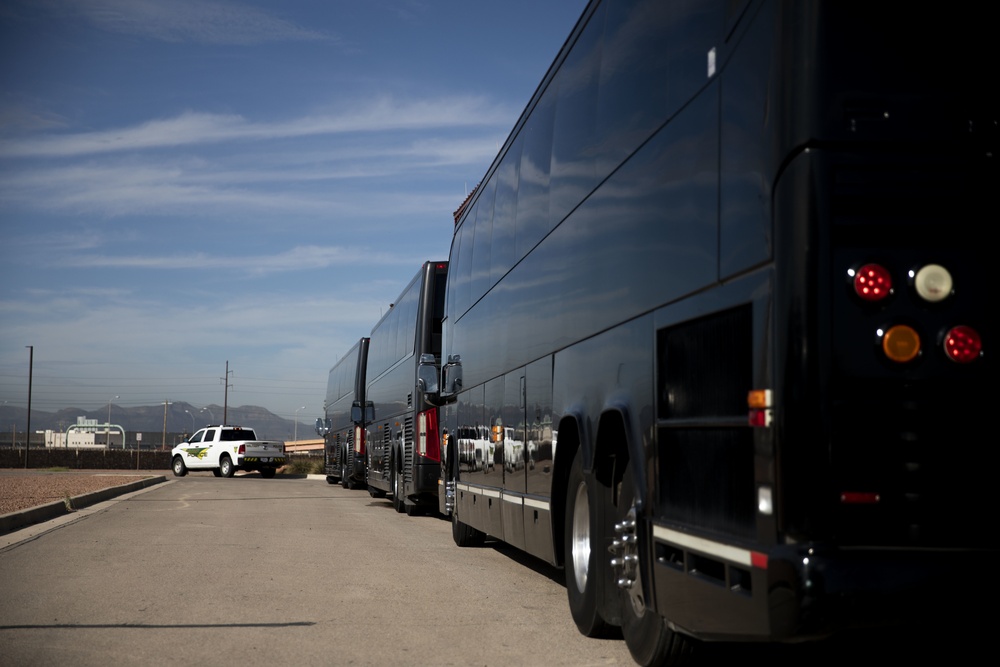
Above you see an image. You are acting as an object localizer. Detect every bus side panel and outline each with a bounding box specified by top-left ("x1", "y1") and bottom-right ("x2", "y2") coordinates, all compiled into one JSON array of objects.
[
  {"x1": 648, "y1": 270, "x2": 774, "y2": 641},
  {"x1": 520, "y1": 356, "x2": 555, "y2": 563},
  {"x1": 453, "y1": 384, "x2": 505, "y2": 540},
  {"x1": 448, "y1": 87, "x2": 719, "y2": 397}
]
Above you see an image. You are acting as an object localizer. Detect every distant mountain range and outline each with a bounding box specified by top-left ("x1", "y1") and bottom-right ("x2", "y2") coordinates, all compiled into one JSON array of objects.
[{"x1": 0, "y1": 401, "x2": 314, "y2": 443}]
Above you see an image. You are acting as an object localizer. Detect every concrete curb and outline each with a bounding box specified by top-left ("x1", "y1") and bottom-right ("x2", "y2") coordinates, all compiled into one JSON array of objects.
[{"x1": 0, "y1": 475, "x2": 168, "y2": 535}]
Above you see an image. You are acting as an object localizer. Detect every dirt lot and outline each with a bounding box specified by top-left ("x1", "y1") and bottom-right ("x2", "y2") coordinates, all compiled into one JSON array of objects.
[{"x1": 0, "y1": 471, "x2": 158, "y2": 515}]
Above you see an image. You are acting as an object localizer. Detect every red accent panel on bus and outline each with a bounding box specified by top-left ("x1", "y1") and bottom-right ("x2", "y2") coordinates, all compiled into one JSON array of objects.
[{"x1": 418, "y1": 408, "x2": 440, "y2": 463}]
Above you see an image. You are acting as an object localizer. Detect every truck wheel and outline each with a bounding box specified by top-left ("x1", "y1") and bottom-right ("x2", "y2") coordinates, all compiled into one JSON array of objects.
[
  {"x1": 617, "y1": 464, "x2": 694, "y2": 666},
  {"x1": 219, "y1": 455, "x2": 235, "y2": 478},
  {"x1": 260, "y1": 467, "x2": 276, "y2": 479},
  {"x1": 565, "y1": 448, "x2": 610, "y2": 637},
  {"x1": 172, "y1": 456, "x2": 187, "y2": 477},
  {"x1": 212, "y1": 469, "x2": 222, "y2": 477}
]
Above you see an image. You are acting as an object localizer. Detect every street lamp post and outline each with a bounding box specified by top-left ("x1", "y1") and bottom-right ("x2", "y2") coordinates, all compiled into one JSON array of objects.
[
  {"x1": 184, "y1": 409, "x2": 195, "y2": 436},
  {"x1": 201, "y1": 407, "x2": 215, "y2": 424},
  {"x1": 294, "y1": 406, "x2": 306, "y2": 442}
]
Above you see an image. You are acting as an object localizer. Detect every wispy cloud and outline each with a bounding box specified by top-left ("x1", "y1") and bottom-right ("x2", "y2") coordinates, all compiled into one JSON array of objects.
[
  {"x1": 58, "y1": 244, "x2": 407, "y2": 275},
  {"x1": 0, "y1": 97, "x2": 513, "y2": 158},
  {"x1": 34, "y1": 0, "x2": 331, "y2": 45}
]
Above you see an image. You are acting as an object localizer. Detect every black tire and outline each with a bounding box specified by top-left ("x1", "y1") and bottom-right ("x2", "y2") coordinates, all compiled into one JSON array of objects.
[
  {"x1": 565, "y1": 448, "x2": 610, "y2": 637},
  {"x1": 326, "y1": 475, "x2": 337, "y2": 485},
  {"x1": 260, "y1": 467, "x2": 276, "y2": 479},
  {"x1": 219, "y1": 455, "x2": 235, "y2": 478},
  {"x1": 345, "y1": 449, "x2": 361, "y2": 490},
  {"x1": 212, "y1": 469, "x2": 222, "y2": 478},
  {"x1": 452, "y1": 505, "x2": 485, "y2": 547},
  {"x1": 618, "y1": 465, "x2": 694, "y2": 666},
  {"x1": 392, "y1": 453, "x2": 406, "y2": 513},
  {"x1": 171, "y1": 456, "x2": 187, "y2": 477}
]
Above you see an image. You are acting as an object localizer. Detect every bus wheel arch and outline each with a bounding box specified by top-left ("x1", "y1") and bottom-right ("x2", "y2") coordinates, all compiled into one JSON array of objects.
[{"x1": 551, "y1": 414, "x2": 585, "y2": 567}]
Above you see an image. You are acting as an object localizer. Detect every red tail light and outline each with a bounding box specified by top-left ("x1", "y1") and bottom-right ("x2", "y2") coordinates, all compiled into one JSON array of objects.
[
  {"x1": 417, "y1": 408, "x2": 440, "y2": 462},
  {"x1": 747, "y1": 389, "x2": 773, "y2": 427},
  {"x1": 851, "y1": 263, "x2": 893, "y2": 302},
  {"x1": 841, "y1": 491, "x2": 880, "y2": 504},
  {"x1": 238, "y1": 444, "x2": 245, "y2": 454},
  {"x1": 944, "y1": 325, "x2": 982, "y2": 363}
]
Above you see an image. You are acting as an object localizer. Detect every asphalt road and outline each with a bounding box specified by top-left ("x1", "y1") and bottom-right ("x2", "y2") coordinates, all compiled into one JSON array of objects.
[
  {"x1": 0, "y1": 474, "x2": 636, "y2": 667},
  {"x1": 0, "y1": 474, "x2": 973, "y2": 667}
]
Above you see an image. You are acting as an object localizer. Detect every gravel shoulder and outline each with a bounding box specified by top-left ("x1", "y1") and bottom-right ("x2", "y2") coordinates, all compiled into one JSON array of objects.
[{"x1": 0, "y1": 470, "x2": 162, "y2": 515}]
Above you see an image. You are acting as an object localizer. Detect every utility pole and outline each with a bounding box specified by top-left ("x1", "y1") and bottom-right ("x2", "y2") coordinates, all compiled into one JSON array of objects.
[
  {"x1": 25, "y1": 346, "x2": 33, "y2": 469},
  {"x1": 222, "y1": 361, "x2": 233, "y2": 425},
  {"x1": 107, "y1": 395, "x2": 119, "y2": 447},
  {"x1": 161, "y1": 399, "x2": 173, "y2": 450}
]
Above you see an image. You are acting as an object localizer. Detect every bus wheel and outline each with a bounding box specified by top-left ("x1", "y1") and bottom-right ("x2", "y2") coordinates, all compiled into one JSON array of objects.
[
  {"x1": 564, "y1": 448, "x2": 609, "y2": 637},
  {"x1": 616, "y1": 466, "x2": 693, "y2": 666},
  {"x1": 451, "y1": 505, "x2": 484, "y2": 547},
  {"x1": 392, "y1": 454, "x2": 406, "y2": 513}
]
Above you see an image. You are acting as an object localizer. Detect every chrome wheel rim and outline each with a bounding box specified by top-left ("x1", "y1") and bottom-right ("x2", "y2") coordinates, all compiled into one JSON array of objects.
[{"x1": 570, "y1": 481, "x2": 590, "y2": 592}]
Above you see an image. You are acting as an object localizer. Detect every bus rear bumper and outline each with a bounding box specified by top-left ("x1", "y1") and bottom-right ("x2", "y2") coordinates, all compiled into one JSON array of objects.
[
  {"x1": 765, "y1": 544, "x2": 992, "y2": 640},
  {"x1": 651, "y1": 540, "x2": 993, "y2": 643}
]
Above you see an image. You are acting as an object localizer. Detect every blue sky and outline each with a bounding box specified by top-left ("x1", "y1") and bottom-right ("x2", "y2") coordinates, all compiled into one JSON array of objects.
[{"x1": 0, "y1": 0, "x2": 588, "y2": 427}]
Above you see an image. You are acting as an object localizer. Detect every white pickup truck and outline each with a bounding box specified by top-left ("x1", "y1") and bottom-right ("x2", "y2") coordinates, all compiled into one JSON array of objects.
[{"x1": 171, "y1": 425, "x2": 286, "y2": 479}]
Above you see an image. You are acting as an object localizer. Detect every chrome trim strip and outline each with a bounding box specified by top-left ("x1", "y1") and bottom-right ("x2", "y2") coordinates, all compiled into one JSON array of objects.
[
  {"x1": 501, "y1": 493, "x2": 522, "y2": 506},
  {"x1": 652, "y1": 525, "x2": 752, "y2": 567},
  {"x1": 456, "y1": 481, "x2": 502, "y2": 498},
  {"x1": 522, "y1": 497, "x2": 549, "y2": 510}
]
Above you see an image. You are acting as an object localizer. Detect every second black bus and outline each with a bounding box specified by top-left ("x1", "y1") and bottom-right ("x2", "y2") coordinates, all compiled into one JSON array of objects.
[{"x1": 364, "y1": 261, "x2": 448, "y2": 514}]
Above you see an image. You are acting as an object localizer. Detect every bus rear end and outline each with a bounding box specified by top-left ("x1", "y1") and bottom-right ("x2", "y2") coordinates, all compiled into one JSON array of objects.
[{"x1": 766, "y1": 0, "x2": 993, "y2": 639}]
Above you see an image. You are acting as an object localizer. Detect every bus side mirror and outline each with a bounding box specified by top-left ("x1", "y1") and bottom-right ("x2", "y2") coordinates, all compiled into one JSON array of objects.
[
  {"x1": 417, "y1": 353, "x2": 440, "y2": 397},
  {"x1": 440, "y1": 354, "x2": 463, "y2": 401},
  {"x1": 354, "y1": 401, "x2": 375, "y2": 423},
  {"x1": 315, "y1": 417, "x2": 330, "y2": 436}
]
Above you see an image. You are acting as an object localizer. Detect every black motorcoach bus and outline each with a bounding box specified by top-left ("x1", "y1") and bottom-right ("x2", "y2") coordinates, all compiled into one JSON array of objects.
[
  {"x1": 365, "y1": 261, "x2": 448, "y2": 514},
  {"x1": 423, "y1": 0, "x2": 993, "y2": 664},
  {"x1": 316, "y1": 337, "x2": 370, "y2": 489}
]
